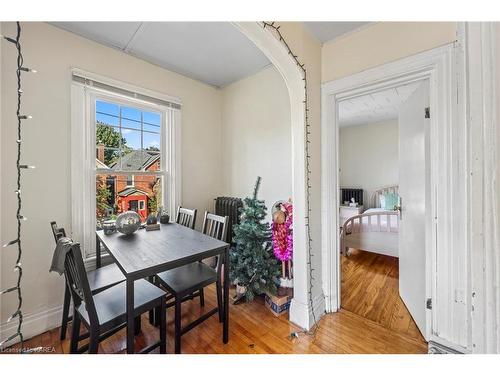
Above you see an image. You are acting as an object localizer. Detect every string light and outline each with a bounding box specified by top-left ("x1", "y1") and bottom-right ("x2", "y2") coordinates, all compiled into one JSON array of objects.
[
  {"x1": 0, "y1": 21, "x2": 34, "y2": 352},
  {"x1": 3, "y1": 239, "x2": 19, "y2": 248},
  {"x1": 262, "y1": 22, "x2": 324, "y2": 337}
]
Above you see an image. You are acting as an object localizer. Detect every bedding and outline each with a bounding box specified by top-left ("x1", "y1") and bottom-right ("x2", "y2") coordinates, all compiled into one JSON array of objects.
[{"x1": 346, "y1": 208, "x2": 399, "y2": 233}]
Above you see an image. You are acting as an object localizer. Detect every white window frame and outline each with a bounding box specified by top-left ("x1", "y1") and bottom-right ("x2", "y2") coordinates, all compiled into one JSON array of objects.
[
  {"x1": 139, "y1": 200, "x2": 145, "y2": 211},
  {"x1": 126, "y1": 175, "x2": 134, "y2": 187},
  {"x1": 71, "y1": 69, "x2": 181, "y2": 262}
]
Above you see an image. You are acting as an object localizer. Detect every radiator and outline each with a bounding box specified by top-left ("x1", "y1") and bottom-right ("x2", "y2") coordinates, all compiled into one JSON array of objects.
[
  {"x1": 214, "y1": 197, "x2": 243, "y2": 245},
  {"x1": 340, "y1": 188, "x2": 363, "y2": 206}
]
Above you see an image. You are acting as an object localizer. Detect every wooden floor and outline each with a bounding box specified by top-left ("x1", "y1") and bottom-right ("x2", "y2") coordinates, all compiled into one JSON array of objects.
[
  {"x1": 341, "y1": 248, "x2": 425, "y2": 343},
  {"x1": 7, "y1": 278, "x2": 427, "y2": 354}
]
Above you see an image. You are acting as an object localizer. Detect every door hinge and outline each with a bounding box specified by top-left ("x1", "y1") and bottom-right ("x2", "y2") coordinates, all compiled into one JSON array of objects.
[
  {"x1": 425, "y1": 107, "x2": 431, "y2": 119},
  {"x1": 426, "y1": 298, "x2": 432, "y2": 310}
]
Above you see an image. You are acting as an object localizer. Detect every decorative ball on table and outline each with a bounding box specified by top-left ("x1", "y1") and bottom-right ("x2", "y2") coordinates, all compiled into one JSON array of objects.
[{"x1": 115, "y1": 211, "x2": 141, "y2": 235}]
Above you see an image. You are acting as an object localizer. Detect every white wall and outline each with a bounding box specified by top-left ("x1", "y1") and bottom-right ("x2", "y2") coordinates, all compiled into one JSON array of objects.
[
  {"x1": 339, "y1": 120, "x2": 399, "y2": 206},
  {"x1": 0, "y1": 22, "x2": 223, "y2": 340},
  {"x1": 221, "y1": 66, "x2": 291, "y2": 220}
]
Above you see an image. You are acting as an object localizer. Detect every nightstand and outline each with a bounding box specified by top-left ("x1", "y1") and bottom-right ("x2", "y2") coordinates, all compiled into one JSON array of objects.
[{"x1": 339, "y1": 205, "x2": 364, "y2": 227}]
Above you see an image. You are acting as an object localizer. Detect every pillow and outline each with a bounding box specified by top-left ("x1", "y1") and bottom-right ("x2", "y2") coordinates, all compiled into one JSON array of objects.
[{"x1": 383, "y1": 192, "x2": 399, "y2": 210}]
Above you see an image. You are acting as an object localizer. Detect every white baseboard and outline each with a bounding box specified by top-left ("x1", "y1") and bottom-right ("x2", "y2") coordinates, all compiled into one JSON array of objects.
[
  {"x1": 289, "y1": 293, "x2": 326, "y2": 330},
  {"x1": 0, "y1": 305, "x2": 63, "y2": 347}
]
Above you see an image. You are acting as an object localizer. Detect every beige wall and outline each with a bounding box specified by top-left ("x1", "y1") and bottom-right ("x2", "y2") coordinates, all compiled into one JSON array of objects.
[
  {"x1": 0, "y1": 22, "x2": 222, "y2": 336},
  {"x1": 322, "y1": 22, "x2": 457, "y2": 82},
  {"x1": 339, "y1": 120, "x2": 399, "y2": 206},
  {"x1": 221, "y1": 66, "x2": 291, "y2": 220}
]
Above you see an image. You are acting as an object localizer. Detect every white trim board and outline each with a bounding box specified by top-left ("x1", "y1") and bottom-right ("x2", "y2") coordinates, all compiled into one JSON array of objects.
[
  {"x1": 321, "y1": 43, "x2": 470, "y2": 351},
  {"x1": 464, "y1": 22, "x2": 500, "y2": 354}
]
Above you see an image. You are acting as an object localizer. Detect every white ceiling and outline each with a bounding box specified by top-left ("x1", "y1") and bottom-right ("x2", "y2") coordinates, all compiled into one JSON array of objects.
[
  {"x1": 51, "y1": 22, "x2": 271, "y2": 88},
  {"x1": 339, "y1": 82, "x2": 421, "y2": 127},
  {"x1": 302, "y1": 22, "x2": 371, "y2": 43}
]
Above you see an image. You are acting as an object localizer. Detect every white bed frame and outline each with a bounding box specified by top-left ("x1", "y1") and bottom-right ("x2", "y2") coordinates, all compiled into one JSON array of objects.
[{"x1": 340, "y1": 185, "x2": 399, "y2": 257}]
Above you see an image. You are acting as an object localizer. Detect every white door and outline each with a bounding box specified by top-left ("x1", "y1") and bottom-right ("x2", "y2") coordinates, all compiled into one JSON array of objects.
[{"x1": 398, "y1": 80, "x2": 430, "y2": 340}]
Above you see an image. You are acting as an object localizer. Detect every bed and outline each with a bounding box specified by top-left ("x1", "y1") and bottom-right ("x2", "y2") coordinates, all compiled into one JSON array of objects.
[{"x1": 340, "y1": 185, "x2": 400, "y2": 258}]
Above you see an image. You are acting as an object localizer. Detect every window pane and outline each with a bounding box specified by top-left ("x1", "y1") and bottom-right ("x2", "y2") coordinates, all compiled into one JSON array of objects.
[
  {"x1": 121, "y1": 128, "x2": 142, "y2": 150},
  {"x1": 122, "y1": 106, "x2": 141, "y2": 122},
  {"x1": 143, "y1": 132, "x2": 161, "y2": 151},
  {"x1": 143, "y1": 111, "x2": 161, "y2": 126},
  {"x1": 96, "y1": 123, "x2": 123, "y2": 149},
  {"x1": 96, "y1": 173, "x2": 163, "y2": 227},
  {"x1": 96, "y1": 100, "x2": 119, "y2": 116},
  {"x1": 121, "y1": 117, "x2": 142, "y2": 131},
  {"x1": 96, "y1": 173, "x2": 115, "y2": 228},
  {"x1": 143, "y1": 123, "x2": 161, "y2": 133},
  {"x1": 96, "y1": 113, "x2": 119, "y2": 127},
  {"x1": 96, "y1": 146, "x2": 121, "y2": 169}
]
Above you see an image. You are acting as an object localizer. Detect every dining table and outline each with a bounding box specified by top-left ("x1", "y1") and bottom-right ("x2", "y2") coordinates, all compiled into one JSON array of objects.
[{"x1": 95, "y1": 222, "x2": 230, "y2": 354}]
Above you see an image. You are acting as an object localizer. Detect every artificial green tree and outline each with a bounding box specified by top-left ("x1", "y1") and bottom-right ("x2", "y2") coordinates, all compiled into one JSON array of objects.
[{"x1": 229, "y1": 176, "x2": 280, "y2": 301}]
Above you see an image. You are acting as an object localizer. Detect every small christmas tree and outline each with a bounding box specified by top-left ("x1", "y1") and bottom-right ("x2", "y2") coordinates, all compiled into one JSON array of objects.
[{"x1": 230, "y1": 177, "x2": 281, "y2": 301}]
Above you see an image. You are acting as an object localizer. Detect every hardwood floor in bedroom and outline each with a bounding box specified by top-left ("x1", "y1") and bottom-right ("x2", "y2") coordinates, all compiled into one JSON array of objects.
[
  {"x1": 341, "y1": 248, "x2": 426, "y2": 343},
  {"x1": 7, "y1": 282, "x2": 427, "y2": 354}
]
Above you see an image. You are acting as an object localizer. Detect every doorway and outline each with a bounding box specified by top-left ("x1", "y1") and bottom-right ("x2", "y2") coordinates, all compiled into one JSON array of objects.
[
  {"x1": 321, "y1": 43, "x2": 469, "y2": 349},
  {"x1": 337, "y1": 80, "x2": 430, "y2": 342}
]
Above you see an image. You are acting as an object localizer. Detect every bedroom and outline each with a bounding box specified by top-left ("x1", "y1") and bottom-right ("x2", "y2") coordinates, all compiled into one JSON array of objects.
[{"x1": 338, "y1": 80, "x2": 429, "y2": 344}]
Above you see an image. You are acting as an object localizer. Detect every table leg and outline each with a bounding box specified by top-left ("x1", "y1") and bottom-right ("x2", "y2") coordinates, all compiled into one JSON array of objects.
[
  {"x1": 126, "y1": 278, "x2": 135, "y2": 354},
  {"x1": 223, "y1": 247, "x2": 229, "y2": 343},
  {"x1": 95, "y1": 234, "x2": 101, "y2": 269}
]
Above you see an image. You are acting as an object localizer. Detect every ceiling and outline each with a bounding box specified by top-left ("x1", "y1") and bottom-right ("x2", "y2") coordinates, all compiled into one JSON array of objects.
[
  {"x1": 51, "y1": 22, "x2": 271, "y2": 88},
  {"x1": 302, "y1": 22, "x2": 371, "y2": 43},
  {"x1": 52, "y1": 22, "x2": 373, "y2": 87},
  {"x1": 339, "y1": 82, "x2": 421, "y2": 127}
]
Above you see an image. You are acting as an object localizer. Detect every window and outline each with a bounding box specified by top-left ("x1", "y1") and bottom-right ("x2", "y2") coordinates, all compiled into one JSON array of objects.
[
  {"x1": 126, "y1": 175, "x2": 134, "y2": 187},
  {"x1": 95, "y1": 100, "x2": 164, "y2": 228},
  {"x1": 71, "y1": 70, "x2": 181, "y2": 260}
]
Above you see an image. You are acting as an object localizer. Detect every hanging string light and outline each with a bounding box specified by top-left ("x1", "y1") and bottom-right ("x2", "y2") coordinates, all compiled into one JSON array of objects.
[
  {"x1": 0, "y1": 21, "x2": 36, "y2": 352},
  {"x1": 262, "y1": 22, "x2": 324, "y2": 336}
]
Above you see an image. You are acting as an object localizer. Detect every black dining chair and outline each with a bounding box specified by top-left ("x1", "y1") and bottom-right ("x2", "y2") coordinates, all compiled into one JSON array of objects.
[
  {"x1": 50, "y1": 221, "x2": 125, "y2": 340},
  {"x1": 155, "y1": 211, "x2": 228, "y2": 353},
  {"x1": 63, "y1": 241, "x2": 167, "y2": 354},
  {"x1": 176, "y1": 206, "x2": 197, "y2": 229}
]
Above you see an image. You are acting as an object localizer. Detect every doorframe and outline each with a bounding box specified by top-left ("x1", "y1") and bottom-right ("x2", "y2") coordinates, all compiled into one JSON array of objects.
[{"x1": 321, "y1": 42, "x2": 470, "y2": 348}]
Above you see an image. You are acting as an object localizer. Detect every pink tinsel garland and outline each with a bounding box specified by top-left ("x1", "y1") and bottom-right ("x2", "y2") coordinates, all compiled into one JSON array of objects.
[{"x1": 271, "y1": 202, "x2": 293, "y2": 261}]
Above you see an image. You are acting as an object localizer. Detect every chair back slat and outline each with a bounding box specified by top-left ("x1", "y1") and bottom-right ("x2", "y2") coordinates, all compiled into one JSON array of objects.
[
  {"x1": 176, "y1": 207, "x2": 197, "y2": 229},
  {"x1": 202, "y1": 212, "x2": 229, "y2": 243},
  {"x1": 50, "y1": 221, "x2": 66, "y2": 244},
  {"x1": 63, "y1": 242, "x2": 99, "y2": 326},
  {"x1": 201, "y1": 212, "x2": 229, "y2": 270}
]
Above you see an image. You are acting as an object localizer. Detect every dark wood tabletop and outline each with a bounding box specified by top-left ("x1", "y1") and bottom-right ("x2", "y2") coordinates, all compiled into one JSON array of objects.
[
  {"x1": 95, "y1": 222, "x2": 230, "y2": 353},
  {"x1": 96, "y1": 223, "x2": 228, "y2": 278}
]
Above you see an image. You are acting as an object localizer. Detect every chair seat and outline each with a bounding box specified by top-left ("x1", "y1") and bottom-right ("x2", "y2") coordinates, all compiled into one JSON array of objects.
[
  {"x1": 87, "y1": 263, "x2": 125, "y2": 294},
  {"x1": 156, "y1": 262, "x2": 217, "y2": 295},
  {"x1": 77, "y1": 279, "x2": 166, "y2": 330}
]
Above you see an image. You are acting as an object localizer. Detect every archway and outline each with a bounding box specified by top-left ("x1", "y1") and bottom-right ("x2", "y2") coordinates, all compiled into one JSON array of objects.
[{"x1": 233, "y1": 22, "x2": 312, "y2": 329}]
